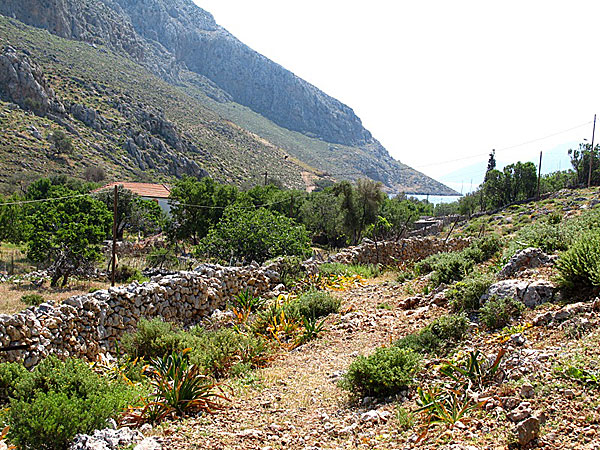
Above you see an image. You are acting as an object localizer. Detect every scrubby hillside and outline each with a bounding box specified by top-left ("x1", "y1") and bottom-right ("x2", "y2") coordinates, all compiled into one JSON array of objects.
[
  {"x1": 0, "y1": 0, "x2": 456, "y2": 194},
  {"x1": 0, "y1": 17, "x2": 307, "y2": 189}
]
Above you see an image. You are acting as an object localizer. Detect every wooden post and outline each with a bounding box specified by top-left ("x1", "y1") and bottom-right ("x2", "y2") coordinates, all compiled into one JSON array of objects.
[
  {"x1": 588, "y1": 114, "x2": 596, "y2": 188},
  {"x1": 111, "y1": 185, "x2": 118, "y2": 287},
  {"x1": 537, "y1": 151, "x2": 542, "y2": 199},
  {"x1": 264, "y1": 171, "x2": 268, "y2": 186}
]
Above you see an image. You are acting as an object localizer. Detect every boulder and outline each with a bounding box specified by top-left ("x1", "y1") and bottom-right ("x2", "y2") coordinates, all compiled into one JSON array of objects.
[
  {"x1": 483, "y1": 279, "x2": 555, "y2": 308},
  {"x1": 498, "y1": 247, "x2": 554, "y2": 279}
]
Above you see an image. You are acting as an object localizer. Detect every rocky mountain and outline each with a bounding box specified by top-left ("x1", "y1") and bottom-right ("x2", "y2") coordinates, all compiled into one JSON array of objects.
[{"x1": 0, "y1": 0, "x2": 457, "y2": 195}]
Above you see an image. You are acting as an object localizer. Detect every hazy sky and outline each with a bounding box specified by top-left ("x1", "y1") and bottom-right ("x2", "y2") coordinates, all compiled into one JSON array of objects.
[{"x1": 193, "y1": 0, "x2": 600, "y2": 192}]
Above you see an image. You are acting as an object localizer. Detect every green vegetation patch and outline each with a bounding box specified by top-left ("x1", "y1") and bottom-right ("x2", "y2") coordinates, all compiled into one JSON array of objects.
[
  {"x1": 2, "y1": 357, "x2": 140, "y2": 450},
  {"x1": 395, "y1": 314, "x2": 469, "y2": 355},
  {"x1": 479, "y1": 296, "x2": 525, "y2": 330},
  {"x1": 339, "y1": 346, "x2": 422, "y2": 398}
]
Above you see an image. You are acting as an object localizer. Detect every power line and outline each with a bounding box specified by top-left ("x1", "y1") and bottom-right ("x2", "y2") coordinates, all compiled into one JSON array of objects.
[
  {"x1": 325, "y1": 120, "x2": 592, "y2": 177},
  {"x1": 0, "y1": 193, "x2": 90, "y2": 207},
  {"x1": 0, "y1": 191, "x2": 295, "y2": 210}
]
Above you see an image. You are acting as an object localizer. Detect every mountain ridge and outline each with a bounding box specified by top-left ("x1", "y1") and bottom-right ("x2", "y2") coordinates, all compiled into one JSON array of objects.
[{"x1": 0, "y1": 0, "x2": 458, "y2": 195}]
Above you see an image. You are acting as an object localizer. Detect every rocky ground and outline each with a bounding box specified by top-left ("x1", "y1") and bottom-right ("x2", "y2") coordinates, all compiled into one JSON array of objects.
[{"x1": 137, "y1": 260, "x2": 600, "y2": 450}]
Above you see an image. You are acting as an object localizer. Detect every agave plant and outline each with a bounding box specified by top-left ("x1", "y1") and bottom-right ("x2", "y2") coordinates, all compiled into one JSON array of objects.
[
  {"x1": 231, "y1": 289, "x2": 265, "y2": 324},
  {"x1": 123, "y1": 349, "x2": 228, "y2": 425},
  {"x1": 415, "y1": 385, "x2": 486, "y2": 443},
  {"x1": 439, "y1": 349, "x2": 506, "y2": 392},
  {"x1": 297, "y1": 316, "x2": 326, "y2": 344}
]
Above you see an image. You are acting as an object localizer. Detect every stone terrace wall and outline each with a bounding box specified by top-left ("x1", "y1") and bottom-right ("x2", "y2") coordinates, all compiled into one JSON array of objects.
[
  {"x1": 0, "y1": 237, "x2": 470, "y2": 368},
  {"x1": 0, "y1": 264, "x2": 278, "y2": 368},
  {"x1": 329, "y1": 237, "x2": 471, "y2": 266}
]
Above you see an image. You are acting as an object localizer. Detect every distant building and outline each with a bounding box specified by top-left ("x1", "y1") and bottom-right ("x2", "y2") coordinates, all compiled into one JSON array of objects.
[{"x1": 95, "y1": 182, "x2": 172, "y2": 214}]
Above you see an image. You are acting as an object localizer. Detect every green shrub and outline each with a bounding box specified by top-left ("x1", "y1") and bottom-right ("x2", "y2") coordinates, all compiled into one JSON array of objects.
[
  {"x1": 5, "y1": 357, "x2": 138, "y2": 450},
  {"x1": 395, "y1": 314, "x2": 469, "y2": 355},
  {"x1": 339, "y1": 346, "x2": 421, "y2": 397},
  {"x1": 415, "y1": 237, "x2": 501, "y2": 287},
  {"x1": 396, "y1": 269, "x2": 415, "y2": 283},
  {"x1": 290, "y1": 290, "x2": 340, "y2": 320},
  {"x1": 319, "y1": 263, "x2": 380, "y2": 279},
  {"x1": 121, "y1": 319, "x2": 271, "y2": 379},
  {"x1": 0, "y1": 362, "x2": 28, "y2": 402},
  {"x1": 275, "y1": 256, "x2": 305, "y2": 287},
  {"x1": 424, "y1": 252, "x2": 475, "y2": 286},
  {"x1": 479, "y1": 296, "x2": 524, "y2": 329},
  {"x1": 503, "y1": 222, "x2": 566, "y2": 259},
  {"x1": 197, "y1": 206, "x2": 311, "y2": 264},
  {"x1": 471, "y1": 234, "x2": 503, "y2": 261},
  {"x1": 121, "y1": 318, "x2": 185, "y2": 360},
  {"x1": 20, "y1": 293, "x2": 44, "y2": 306},
  {"x1": 187, "y1": 327, "x2": 270, "y2": 379},
  {"x1": 447, "y1": 273, "x2": 495, "y2": 312},
  {"x1": 556, "y1": 232, "x2": 600, "y2": 289}
]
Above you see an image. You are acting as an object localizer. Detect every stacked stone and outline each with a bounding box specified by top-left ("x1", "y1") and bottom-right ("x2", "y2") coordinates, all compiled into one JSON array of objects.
[
  {"x1": 0, "y1": 265, "x2": 279, "y2": 368},
  {"x1": 0, "y1": 239, "x2": 466, "y2": 369},
  {"x1": 329, "y1": 237, "x2": 471, "y2": 266}
]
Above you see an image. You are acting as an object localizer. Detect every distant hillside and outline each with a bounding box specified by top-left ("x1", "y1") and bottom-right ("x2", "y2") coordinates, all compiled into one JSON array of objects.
[{"x1": 0, "y1": 0, "x2": 457, "y2": 195}]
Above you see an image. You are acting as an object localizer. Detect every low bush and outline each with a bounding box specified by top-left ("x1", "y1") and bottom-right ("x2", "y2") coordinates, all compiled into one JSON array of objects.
[
  {"x1": 479, "y1": 296, "x2": 524, "y2": 329},
  {"x1": 275, "y1": 256, "x2": 305, "y2": 287},
  {"x1": 339, "y1": 346, "x2": 421, "y2": 398},
  {"x1": 121, "y1": 318, "x2": 185, "y2": 360},
  {"x1": 319, "y1": 263, "x2": 381, "y2": 279},
  {"x1": 395, "y1": 314, "x2": 469, "y2": 355},
  {"x1": 290, "y1": 290, "x2": 340, "y2": 320},
  {"x1": 503, "y1": 222, "x2": 566, "y2": 260},
  {"x1": 187, "y1": 327, "x2": 270, "y2": 378},
  {"x1": 417, "y1": 251, "x2": 475, "y2": 286},
  {"x1": 471, "y1": 234, "x2": 503, "y2": 261},
  {"x1": 556, "y1": 232, "x2": 600, "y2": 289},
  {"x1": 415, "y1": 236, "x2": 501, "y2": 287},
  {"x1": 3, "y1": 357, "x2": 139, "y2": 450},
  {"x1": 0, "y1": 361, "x2": 28, "y2": 402},
  {"x1": 446, "y1": 272, "x2": 495, "y2": 312},
  {"x1": 121, "y1": 319, "x2": 271, "y2": 379},
  {"x1": 396, "y1": 269, "x2": 415, "y2": 284},
  {"x1": 20, "y1": 293, "x2": 44, "y2": 306}
]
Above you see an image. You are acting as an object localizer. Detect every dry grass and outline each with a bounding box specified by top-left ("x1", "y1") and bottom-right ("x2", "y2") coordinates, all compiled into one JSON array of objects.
[{"x1": 0, "y1": 279, "x2": 111, "y2": 314}]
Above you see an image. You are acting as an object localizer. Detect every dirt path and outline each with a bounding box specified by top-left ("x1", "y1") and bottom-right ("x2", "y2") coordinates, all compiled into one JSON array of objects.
[{"x1": 159, "y1": 281, "x2": 439, "y2": 449}]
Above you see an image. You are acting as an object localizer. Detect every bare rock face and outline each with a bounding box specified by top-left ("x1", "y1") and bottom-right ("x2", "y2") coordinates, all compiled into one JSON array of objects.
[
  {"x1": 483, "y1": 279, "x2": 556, "y2": 308},
  {"x1": 101, "y1": 0, "x2": 373, "y2": 147},
  {"x1": 498, "y1": 247, "x2": 554, "y2": 279},
  {"x1": 0, "y1": 46, "x2": 64, "y2": 115},
  {"x1": 0, "y1": 0, "x2": 145, "y2": 60}
]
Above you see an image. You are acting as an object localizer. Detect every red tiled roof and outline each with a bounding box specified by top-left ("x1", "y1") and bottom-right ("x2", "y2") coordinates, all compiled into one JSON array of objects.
[{"x1": 94, "y1": 182, "x2": 171, "y2": 199}]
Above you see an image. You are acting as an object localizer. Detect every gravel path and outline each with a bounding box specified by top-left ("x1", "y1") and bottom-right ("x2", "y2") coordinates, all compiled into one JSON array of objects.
[{"x1": 158, "y1": 280, "x2": 439, "y2": 449}]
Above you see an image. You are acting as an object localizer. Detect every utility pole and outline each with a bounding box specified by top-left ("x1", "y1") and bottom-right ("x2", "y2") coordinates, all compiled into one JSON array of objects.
[
  {"x1": 588, "y1": 114, "x2": 596, "y2": 188},
  {"x1": 537, "y1": 151, "x2": 543, "y2": 199},
  {"x1": 111, "y1": 185, "x2": 118, "y2": 287}
]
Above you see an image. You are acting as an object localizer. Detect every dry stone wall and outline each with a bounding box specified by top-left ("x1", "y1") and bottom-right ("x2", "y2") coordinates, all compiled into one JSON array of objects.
[
  {"x1": 0, "y1": 237, "x2": 469, "y2": 368},
  {"x1": 329, "y1": 237, "x2": 471, "y2": 266},
  {"x1": 0, "y1": 264, "x2": 278, "y2": 368}
]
